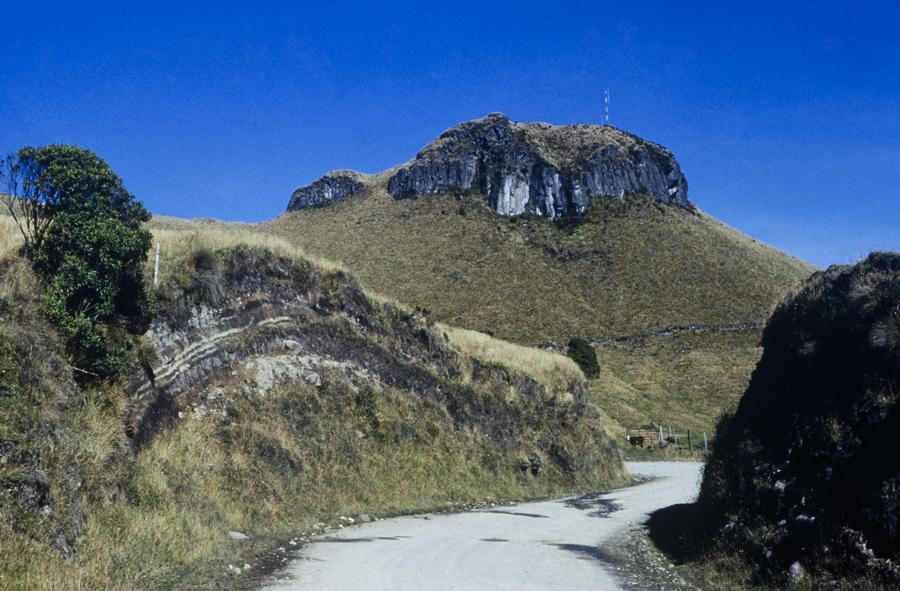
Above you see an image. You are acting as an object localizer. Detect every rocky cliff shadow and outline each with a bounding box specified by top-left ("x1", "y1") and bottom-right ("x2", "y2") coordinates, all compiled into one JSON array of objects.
[{"x1": 645, "y1": 502, "x2": 705, "y2": 564}]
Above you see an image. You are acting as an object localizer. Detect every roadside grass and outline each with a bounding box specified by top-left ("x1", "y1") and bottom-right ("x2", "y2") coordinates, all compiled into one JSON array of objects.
[
  {"x1": 1, "y1": 366, "x2": 626, "y2": 590},
  {"x1": 620, "y1": 446, "x2": 707, "y2": 462}
]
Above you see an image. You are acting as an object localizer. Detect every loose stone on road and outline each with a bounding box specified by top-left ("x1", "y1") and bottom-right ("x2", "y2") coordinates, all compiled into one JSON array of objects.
[{"x1": 261, "y1": 461, "x2": 702, "y2": 591}]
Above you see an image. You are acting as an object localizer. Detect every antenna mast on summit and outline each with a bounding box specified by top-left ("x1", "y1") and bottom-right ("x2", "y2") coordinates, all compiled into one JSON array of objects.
[{"x1": 603, "y1": 88, "x2": 610, "y2": 125}]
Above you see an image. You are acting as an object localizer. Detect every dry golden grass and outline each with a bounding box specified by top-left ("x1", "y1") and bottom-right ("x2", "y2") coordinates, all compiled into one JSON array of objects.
[
  {"x1": 0, "y1": 216, "x2": 23, "y2": 256},
  {"x1": 0, "y1": 373, "x2": 626, "y2": 590},
  {"x1": 0, "y1": 218, "x2": 629, "y2": 590},
  {"x1": 592, "y1": 328, "x2": 764, "y2": 437},
  {"x1": 148, "y1": 215, "x2": 348, "y2": 286},
  {"x1": 265, "y1": 186, "x2": 814, "y2": 345},
  {"x1": 440, "y1": 323, "x2": 584, "y2": 388}
]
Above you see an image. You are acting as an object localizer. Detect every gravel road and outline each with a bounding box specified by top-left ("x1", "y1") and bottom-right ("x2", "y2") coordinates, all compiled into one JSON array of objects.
[{"x1": 261, "y1": 461, "x2": 702, "y2": 591}]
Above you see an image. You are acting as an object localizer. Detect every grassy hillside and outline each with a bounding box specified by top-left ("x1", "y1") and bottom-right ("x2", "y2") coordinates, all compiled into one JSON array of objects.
[
  {"x1": 593, "y1": 328, "x2": 765, "y2": 439},
  {"x1": 263, "y1": 181, "x2": 812, "y2": 437},
  {"x1": 265, "y1": 184, "x2": 813, "y2": 345},
  {"x1": 0, "y1": 218, "x2": 624, "y2": 590},
  {"x1": 4, "y1": 195, "x2": 810, "y2": 440}
]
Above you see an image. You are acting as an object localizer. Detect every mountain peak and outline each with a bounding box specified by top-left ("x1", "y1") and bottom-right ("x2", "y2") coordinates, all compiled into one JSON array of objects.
[
  {"x1": 390, "y1": 114, "x2": 689, "y2": 218},
  {"x1": 287, "y1": 114, "x2": 689, "y2": 218}
]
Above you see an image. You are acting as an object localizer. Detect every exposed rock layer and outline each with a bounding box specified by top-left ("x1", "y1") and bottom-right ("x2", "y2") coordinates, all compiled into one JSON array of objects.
[
  {"x1": 127, "y1": 247, "x2": 621, "y2": 486},
  {"x1": 388, "y1": 114, "x2": 689, "y2": 218},
  {"x1": 286, "y1": 114, "x2": 689, "y2": 218},
  {"x1": 287, "y1": 170, "x2": 367, "y2": 211}
]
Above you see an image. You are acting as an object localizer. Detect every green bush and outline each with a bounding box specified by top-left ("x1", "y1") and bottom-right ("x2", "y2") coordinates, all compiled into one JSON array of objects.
[
  {"x1": 566, "y1": 337, "x2": 599, "y2": 378},
  {"x1": 6, "y1": 145, "x2": 152, "y2": 380}
]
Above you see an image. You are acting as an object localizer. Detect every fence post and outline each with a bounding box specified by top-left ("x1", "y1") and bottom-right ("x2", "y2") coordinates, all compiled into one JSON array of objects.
[
  {"x1": 703, "y1": 432, "x2": 708, "y2": 453},
  {"x1": 658, "y1": 425, "x2": 664, "y2": 447},
  {"x1": 153, "y1": 242, "x2": 160, "y2": 288},
  {"x1": 673, "y1": 427, "x2": 678, "y2": 448},
  {"x1": 688, "y1": 429, "x2": 693, "y2": 452}
]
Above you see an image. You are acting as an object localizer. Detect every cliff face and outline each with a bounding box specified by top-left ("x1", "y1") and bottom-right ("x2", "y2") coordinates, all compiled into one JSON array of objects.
[
  {"x1": 287, "y1": 170, "x2": 367, "y2": 211},
  {"x1": 127, "y1": 246, "x2": 621, "y2": 484},
  {"x1": 286, "y1": 113, "x2": 689, "y2": 218},
  {"x1": 388, "y1": 113, "x2": 689, "y2": 218}
]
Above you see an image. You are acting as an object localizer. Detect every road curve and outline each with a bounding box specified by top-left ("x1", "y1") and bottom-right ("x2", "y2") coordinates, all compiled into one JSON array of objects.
[{"x1": 261, "y1": 461, "x2": 702, "y2": 591}]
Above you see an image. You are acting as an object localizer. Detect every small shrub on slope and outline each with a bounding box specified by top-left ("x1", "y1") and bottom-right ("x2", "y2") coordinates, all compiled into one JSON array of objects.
[{"x1": 567, "y1": 337, "x2": 599, "y2": 378}]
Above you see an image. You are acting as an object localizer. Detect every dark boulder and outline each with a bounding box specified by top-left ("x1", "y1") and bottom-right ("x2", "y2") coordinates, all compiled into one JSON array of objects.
[{"x1": 700, "y1": 252, "x2": 900, "y2": 582}]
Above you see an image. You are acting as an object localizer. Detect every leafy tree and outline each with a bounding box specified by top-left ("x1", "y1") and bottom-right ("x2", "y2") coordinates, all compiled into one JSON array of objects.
[
  {"x1": 566, "y1": 337, "x2": 599, "y2": 378},
  {"x1": 2, "y1": 145, "x2": 152, "y2": 379}
]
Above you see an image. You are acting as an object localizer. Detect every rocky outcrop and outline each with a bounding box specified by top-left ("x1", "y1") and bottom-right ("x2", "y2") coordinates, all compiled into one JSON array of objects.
[
  {"x1": 699, "y1": 252, "x2": 900, "y2": 586},
  {"x1": 127, "y1": 246, "x2": 459, "y2": 447},
  {"x1": 285, "y1": 114, "x2": 689, "y2": 218},
  {"x1": 126, "y1": 246, "x2": 621, "y2": 483},
  {"x1": 287, "y1": 170, "x2": 367, "y2": 211},
  {"x1": 386, "y1": 113, "x2": 689, "y2": 218}
]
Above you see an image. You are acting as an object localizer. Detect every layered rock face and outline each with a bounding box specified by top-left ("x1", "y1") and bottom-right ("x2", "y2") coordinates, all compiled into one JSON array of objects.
[
  {"x1": 286, "y1": 113, "x2": 689, "y2": 218},
  {"x1": 287, "y1": 170, "x2": 367, "y2": 211},
  {"x1": 387, "y1": 113, "x2": 689, "y2": 218},
  {"x1": 126, "y1": 246, "x2": 622, "y2": 485}
]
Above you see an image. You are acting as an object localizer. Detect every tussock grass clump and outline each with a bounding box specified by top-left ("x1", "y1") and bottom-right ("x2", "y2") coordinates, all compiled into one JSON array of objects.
[
  {"x1": 148, "y1": 216, "x2": 348, "y2": 289},
  {"x1": 0, "y1": 215, "x2": 23, "y2": 256}
]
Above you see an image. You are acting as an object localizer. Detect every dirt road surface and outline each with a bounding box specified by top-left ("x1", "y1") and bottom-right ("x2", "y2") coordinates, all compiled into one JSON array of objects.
[{"x1": 261, "y1": 461, "x2": 702, "y2": 591}]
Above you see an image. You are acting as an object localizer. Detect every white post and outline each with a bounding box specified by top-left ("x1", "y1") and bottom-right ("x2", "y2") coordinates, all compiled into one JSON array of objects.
[
  {"x1": 703, "y1": 432, "x2": 708, "y2": 453},
  {"x1": 604, "y1": 88, "x2": 610, "y2": 125},
  {"x1": 658, "y1": 425, "x2": 664, "y2": 447},
  {"x1": 153, "y1": 242, "x2": 160, "y2": 288}
]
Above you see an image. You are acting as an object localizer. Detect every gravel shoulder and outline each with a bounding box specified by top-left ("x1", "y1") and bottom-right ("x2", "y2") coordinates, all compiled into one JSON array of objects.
[{"x1": 260, "y1": 461, "x2": 703, "y2": 591}]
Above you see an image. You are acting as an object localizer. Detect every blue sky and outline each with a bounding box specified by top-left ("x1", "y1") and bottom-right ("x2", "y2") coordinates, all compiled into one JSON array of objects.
[{"x1": 1, "y1": 1, "x2": 898, "y2": 267}]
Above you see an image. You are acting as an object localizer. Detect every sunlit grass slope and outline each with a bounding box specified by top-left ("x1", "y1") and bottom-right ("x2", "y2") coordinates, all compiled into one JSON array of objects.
[{"x1": 265, "y1": 184, "x2": 814, "y2": 345}]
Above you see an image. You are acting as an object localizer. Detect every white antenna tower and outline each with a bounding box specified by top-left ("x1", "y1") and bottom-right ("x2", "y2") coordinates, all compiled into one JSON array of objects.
[{"x1": 603, "y1": 88, "x2": 610, "y2": 125}]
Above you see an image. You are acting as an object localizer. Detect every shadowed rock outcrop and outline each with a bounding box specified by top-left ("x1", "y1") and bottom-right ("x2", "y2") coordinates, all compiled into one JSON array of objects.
[
  {"x1": 287, "y1": 170, "x2": 368, "y2": 211},
  {"x1": 698, "y1": 252, "x2": 900, "y2": 586}
]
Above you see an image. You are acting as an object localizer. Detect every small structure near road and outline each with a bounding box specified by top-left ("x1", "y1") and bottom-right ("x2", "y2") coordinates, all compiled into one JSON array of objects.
[{"x1": 625, "y1": 425, "x2": 661, "y2": 449}]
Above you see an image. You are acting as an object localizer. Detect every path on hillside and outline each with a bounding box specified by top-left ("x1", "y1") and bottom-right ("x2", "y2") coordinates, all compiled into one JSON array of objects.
[
  {"x1": 260, "y1": 461, "x2": 702, "y2": 591},
  {"x1": 534, "y1": 321, "x2": 764, "y2": 350}
]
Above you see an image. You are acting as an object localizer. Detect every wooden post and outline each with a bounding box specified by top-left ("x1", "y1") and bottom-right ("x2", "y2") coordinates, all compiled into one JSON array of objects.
[
  {"x1": 688, "y1": 429, "x2": 693, "y2": 453},
  {"x1": 153, "y1": 242, "x2": 160, "y2": 288},
  {"x1": 703, "y1": 432, "x2": 708, "y2": 453},
  {"x1": 673, "y1": 427, "x2": 678, "y2": 448}
]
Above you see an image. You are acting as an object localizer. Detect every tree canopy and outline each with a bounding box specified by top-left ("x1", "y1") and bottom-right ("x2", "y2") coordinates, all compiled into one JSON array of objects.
[{"x1": 2, "y1": 145, "x2": 152, "y2": 379}]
